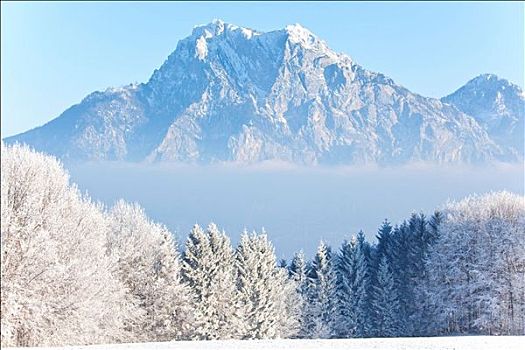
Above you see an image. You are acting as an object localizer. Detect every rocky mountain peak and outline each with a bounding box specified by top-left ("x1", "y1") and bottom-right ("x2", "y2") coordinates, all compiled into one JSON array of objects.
[
  {"x1": 4, "y1": 22, "x2": 523, "y2": 165},
  {"x1": 442, "y1": 74, "x2": 524, "y2": 159}
]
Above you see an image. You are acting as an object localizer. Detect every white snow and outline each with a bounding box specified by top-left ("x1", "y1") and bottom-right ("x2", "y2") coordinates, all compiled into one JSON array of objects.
[
  {"x1": 241, "y1": 27, "x2": 255, "y2": 39},
  {"x1": 6, "y1": 21, "x2": 524, "y2": 164},
  {"x1": 285, "y1": 23, "x2": 316, "y2": 46},
  {"x1": 5, "y1": 336, "x2": 524, "y2": 350},
  {"x1": 195, "y1": 36, "x2": 208, "y2": 60}
]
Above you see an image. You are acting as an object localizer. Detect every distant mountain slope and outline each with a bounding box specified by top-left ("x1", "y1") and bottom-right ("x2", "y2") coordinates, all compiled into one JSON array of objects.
[
  {"x1": 442, "y1": 74, "x2": 524, "y2": 160},
  {"x1": 5, "y1": 20, "x2": 523, "y2": 165}
]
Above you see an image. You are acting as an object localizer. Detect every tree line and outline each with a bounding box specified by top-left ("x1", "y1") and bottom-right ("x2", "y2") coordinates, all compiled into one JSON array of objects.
[{"x1": 1, "y1": 144, "x2": 524, "y2": 347}]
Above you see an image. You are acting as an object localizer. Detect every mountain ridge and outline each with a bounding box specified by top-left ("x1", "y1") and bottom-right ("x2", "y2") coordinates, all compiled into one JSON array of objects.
[
  {"x1": 4, "y1": 20, "x2": 524, "y2": 165},
  {"x1": 441, "y1": 73, "x2": 524, "y2": 160}
]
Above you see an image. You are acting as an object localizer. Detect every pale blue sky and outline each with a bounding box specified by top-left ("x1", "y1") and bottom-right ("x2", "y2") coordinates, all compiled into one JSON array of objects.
[{"x1": 2, "y1": 1, "x2": 524, "y2": 137}]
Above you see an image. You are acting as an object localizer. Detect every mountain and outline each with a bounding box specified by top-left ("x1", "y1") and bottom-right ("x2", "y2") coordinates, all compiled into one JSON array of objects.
[
  {"x1": 4, "y1": 20, "x2": 523, "y2": 165},
  {"x1": 442, "y1": 74, "x2": 524, "y2": 160}
]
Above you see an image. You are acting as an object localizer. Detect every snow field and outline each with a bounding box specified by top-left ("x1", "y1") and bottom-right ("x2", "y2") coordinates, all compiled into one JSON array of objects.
[{"x1": 6, "y1": 336, "x2": 524, "y2": 350}]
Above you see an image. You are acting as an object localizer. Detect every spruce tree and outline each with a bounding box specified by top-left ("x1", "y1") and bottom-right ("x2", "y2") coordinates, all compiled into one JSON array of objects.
[
  {"x1": 181, "y1": 223, "x2": 240, "y2": 340},
  {"x1": 427, "y1": 210, "x2": 443, "y2": 245},
  {"x1": 279, "y1": 258, "x2": 288, "y2": 268},
  {"x1": 236, "y1": 231, "x2": 299, "y2": 339},
  {"x1": 373, "y1": 256, "x2": 401, "y2": 337},
  {"x1": 390, "y1": 222, "x2": 411, "y2": 335},
  {"x1": 334, "y1": 238, "x2": 357, "y2": 338},
  {"x1": 289, "y1": 251, "x2": 309, "y2": 338},
  {"x1": 290, "y1": 251, "x2": 308, "y2": 285},
  {"x1": 376, "y1": 219, "x2": 394, "y2": 262},
  {"x1": 408, "y1": 213, "x2": 428, "y2": 280},
  {"x1": 306, "y1": 241, "x2": 337, "y2": 338},
  {"x1": 412, "y1": 211, "x2": 442, "y2": 335},
  {"x1": 353, "y1": 231, "x2": 374, "y2": 337}
]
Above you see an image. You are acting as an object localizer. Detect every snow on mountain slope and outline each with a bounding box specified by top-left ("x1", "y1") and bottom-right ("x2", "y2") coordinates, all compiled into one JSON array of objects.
[
  {"x1": 4, "y1": 20, "x2": 522, "y2": 165},
  {"x1": 442, "y1": 74, "x2": 525, "y2": 160},
  {"x1": 4, "y1": 336, "x2": 524, "y2": 350}
]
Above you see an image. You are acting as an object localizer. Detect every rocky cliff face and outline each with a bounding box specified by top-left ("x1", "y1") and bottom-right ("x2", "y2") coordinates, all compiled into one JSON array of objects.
[
  {"x1": 5, "y1": 20, "x2": 523, "y2": 165},
  {"x1": 442, "y1": 74, "x2": 524, "y2": 160}
]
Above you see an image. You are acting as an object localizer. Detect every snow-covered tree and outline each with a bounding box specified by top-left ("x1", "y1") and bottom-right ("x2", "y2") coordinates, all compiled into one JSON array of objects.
[
  {"x1": 427, "y1": 211, "x2": 443, "y2": 245},
  {"x1": 107, "y1": 200, "x2": 193, "y2": 341},
  {"x1": 424, "y1": 192, "x2": 525, "y2": 335},
  {"x1": 376, "y1": 220, "x2": 394, "y2": 264},
  {"x1": 389, "y1": 222, "x2": 413, "y2": 335},
  {"x1": 334, "y1": 238, "x2": 357, "y2": 338},
  {"x1": 403, "y1": 213, "x2": 429, "y2": 333},
  {"x1": 3, "y1": 142, "x2": 521, "y2": 343},
  {"x1": 279, "y1": 258, "x2": 288, "y2": 268},
  {"x1": 289, "y1": 251, "x2": 308, "y2": 288},
  {"x1": 1, "y1": 144, "x2": 133, "y2": 347},
  {"x1": 236, "y1": 231, "x2": 300, "y2": 339},
  {"x1": 305, "y1": 241, "x2": 337, "y2": 338},
  {"x1": 353, "y1": 231, "x2": 375, "y2": 337},
  {"x1": 288, "y1": 250, "x2": 309, "y2": 338},
  {"x1": 275, "y1": 267, "x2": 302, "y2": 338},
  {"x1": 411, "y1": 211, "x2": 443, "y2": 336},
  {"x1": 372, "y1": 256, "x2": 402, "y2": 337},
  {"x1": 181, "y1": 223, "x2": 241, "y2": 340}
]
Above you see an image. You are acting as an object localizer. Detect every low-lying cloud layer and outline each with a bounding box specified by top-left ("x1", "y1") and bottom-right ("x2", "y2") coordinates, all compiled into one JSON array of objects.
[{"x1": 68, "y1": 162, "x2": 524, "y2": 258}]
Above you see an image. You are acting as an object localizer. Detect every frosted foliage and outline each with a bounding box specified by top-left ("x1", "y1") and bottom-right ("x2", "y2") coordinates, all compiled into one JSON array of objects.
[
  {"x1": 353, "y1": 233, "x2": 374, "y2": 338},
  {"x1": 276, "y1": 267, "x2": 302, "y2": 338},
  {"x1": 0, "y1": 144, "x2": 131, "y2": 347},
  {"x1": 2, "y1": 141, "x2": 523, "y2": 344},
  {"x1": 236, "y1": 232, "x2": 300, "y2": 339},
  {"x1": 107, "y1": 201, "x2": 193, "y2": 341},
  {"x1": 372, "y1": 256, "x2": 401, "y2": 337},
  {"x1": 425, "y1": 192, "x2": 525, "y2": 335},
  {"x1": 289, "y1": 251, "x2": 309, "y2": 338},
  {"x1": 305, "y1": 241, "x2": 337, "y2": 339},
  {"x1": 333, "y1": 240, "x2": 357, "y2": 338},
  {"x1": 181, "y1": 224, "x2": 241, "y2": 340}
]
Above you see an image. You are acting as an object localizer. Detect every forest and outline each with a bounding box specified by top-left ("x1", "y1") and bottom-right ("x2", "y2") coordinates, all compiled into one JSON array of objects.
[{"x1": 1, "y1": 144, "x2": 524, "y2": 347}]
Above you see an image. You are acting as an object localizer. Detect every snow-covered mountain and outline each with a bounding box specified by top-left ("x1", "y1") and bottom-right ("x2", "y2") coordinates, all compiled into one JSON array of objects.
[
  {"x1": 442, "y1": 74, "x2": 524, "y2": 160},
  {"x1": 4, "y1": 20, "x2": 524, "y2": 165}
]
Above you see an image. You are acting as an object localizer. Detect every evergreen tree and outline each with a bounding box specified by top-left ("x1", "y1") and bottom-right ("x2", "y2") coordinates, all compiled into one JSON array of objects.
[
  {"x1": 372, "y1": 256, "x2": 401, "y2": 337},
  {"x1": 427, "y1": 210, "x2": 443, "y2": 245},
  {"x1": 236, "y1": 231, "x2": 299, "y2": 339},
  {"x1": 353, "y1": 231, "x2": 375, "y2": 337},
  {"x1": 334, "y1": 238, "x2": 358, "y2": 338},
  {"x1": 404, "y1": 213, "x2": 428, "y2": 332},
  {"x1": 408, "y1": 213, "x2": 428, "y2": 279},
  {"x1": 412, "y1": 211, "x2": 443, "y2": 335},
  {"x1": 376, "y1": 220, "x2": 394, "y2": 262},
  {"x1": 390, "y1": 222, "x2": 411, "y2": 335},
  {"x1": 279, "y1": 258, "x2": 288, "y2": 268},
  {"x1": 181, "y1": 223, "x2": 240, "y2": 340},
  {"x1": 276, "y1": 267, "x2": 302, "y2": 338},
  {"x1": 289, "y1": 251, "x2": 309, "y2": 338},
  {"x1": 289, "y1": 251, "x2": 308, "y2": 284},
  {"x1": 305, "y1": 241, "x2": 337, "y2": 338}
]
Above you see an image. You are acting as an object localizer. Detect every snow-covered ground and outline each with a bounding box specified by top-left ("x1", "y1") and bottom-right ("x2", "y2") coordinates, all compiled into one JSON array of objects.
[{"x1": 7, "y1": 336, "x2": 524, "y2": 350}]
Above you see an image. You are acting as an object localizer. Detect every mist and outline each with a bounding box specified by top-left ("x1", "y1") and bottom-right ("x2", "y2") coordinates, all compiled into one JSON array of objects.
[{"x1": 67, "y1": 162, "x2": 524, "y2": 259}]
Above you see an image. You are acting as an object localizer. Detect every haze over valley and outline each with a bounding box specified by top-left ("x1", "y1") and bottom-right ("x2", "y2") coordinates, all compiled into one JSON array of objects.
[{"x1": 68, "y1": 161, "x2": 524, "y2": 257}]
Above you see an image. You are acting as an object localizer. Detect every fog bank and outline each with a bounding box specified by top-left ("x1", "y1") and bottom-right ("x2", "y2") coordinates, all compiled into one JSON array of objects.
[{"x1": 68, "y1": 162, "x2": 524, "y2": 259}]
